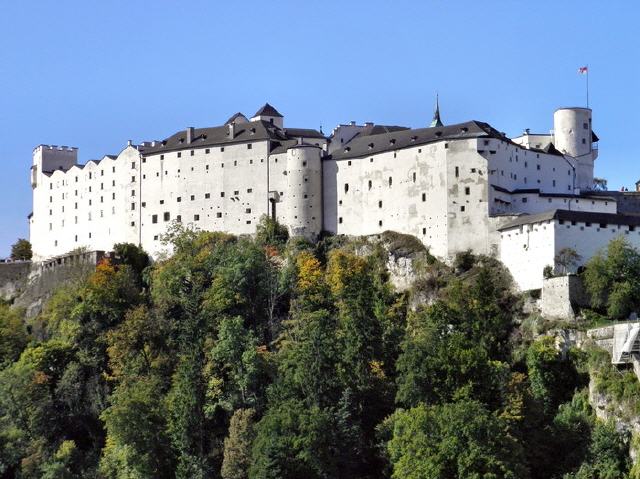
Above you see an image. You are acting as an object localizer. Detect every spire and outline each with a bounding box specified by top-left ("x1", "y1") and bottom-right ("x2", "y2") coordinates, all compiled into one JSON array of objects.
[{"x1": 430, "y1": 93, "x2": 443, "y2": 128}]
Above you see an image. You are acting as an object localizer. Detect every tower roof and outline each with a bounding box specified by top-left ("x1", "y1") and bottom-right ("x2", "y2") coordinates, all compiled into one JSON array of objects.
[
  {"x1": 253, "y1": 103, "x2": 283, "y2": 118},
  {"x1": 429, "y1": 94, "x2": 443, "y2": 128}
]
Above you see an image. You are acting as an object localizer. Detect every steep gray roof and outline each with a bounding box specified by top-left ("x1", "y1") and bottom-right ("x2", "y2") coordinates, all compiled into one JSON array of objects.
[
  {"x1": 253, "y1": 103, "x2": 283, "y2": 118},
  {"x1": 498, "y1": 209, "x2": 640, "y2": 230},
  {"x1": 142, "y1": 120, "x2": 323, "y2": 155},
  {"x1": 329, "y1": 120, "x2": 509, "y2": 160}
]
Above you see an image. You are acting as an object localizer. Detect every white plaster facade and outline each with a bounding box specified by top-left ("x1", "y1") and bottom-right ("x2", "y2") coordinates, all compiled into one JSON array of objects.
[{"x1": 30, "y1": 103, "x2": 637, "y2": 291}]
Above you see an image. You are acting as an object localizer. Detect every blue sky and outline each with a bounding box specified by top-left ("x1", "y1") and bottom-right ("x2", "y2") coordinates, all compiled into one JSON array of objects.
[{"x1": 1, "y1": 1, "x2": 639, "y2": 256}]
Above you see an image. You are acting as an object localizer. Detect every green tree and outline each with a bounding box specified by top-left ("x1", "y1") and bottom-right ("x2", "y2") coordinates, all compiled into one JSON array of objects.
[
  {"x1": 565, "y1": 421, "x2": 630, "y2": 479},
  {"x1": 526, "y1": 337, "x2": 582, "y2": 414},
  {"x1": 255, "y1": 215, "x2": 289, "y2": 249},
  {"x1": 0, "y1": 304, "x2": 28, "y2": 367},
  {"x1": 222, "y1": 408, "x2": 255, "y2": 479},
  {"x1": 583, "y1": 237, "x2": 640, "y2": 318},
  {"x1": 387, "y1": 400, "x2": 529, "y2": 479},
  {"x1": 10, "y1": 238, "x2": 32, "y2": 261}
]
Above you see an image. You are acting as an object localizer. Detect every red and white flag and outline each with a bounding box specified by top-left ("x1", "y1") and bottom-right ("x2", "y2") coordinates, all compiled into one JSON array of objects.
[{"x1": 578, "y1": 66, "x2": 588, "y2": 74}]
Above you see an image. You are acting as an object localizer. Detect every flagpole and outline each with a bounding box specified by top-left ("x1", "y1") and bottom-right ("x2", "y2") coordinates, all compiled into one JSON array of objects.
[{"x1": 586, "y1": 64, "x2": 589, "y2": 108}]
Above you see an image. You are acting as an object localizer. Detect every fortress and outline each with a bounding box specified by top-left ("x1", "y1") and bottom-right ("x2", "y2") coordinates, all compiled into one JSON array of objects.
[{"x1": 29, "y1": 102, "x2": 640, "y2": 290}]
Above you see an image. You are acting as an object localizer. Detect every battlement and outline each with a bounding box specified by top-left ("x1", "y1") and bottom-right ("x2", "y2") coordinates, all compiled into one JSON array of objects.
[{"x1": 33, "y1": 144, "x2": 78, "y2": 153}]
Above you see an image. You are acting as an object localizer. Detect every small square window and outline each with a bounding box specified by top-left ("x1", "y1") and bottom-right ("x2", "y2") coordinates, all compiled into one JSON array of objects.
[
  {"x1": 177, "y1": 152, "x2": 182, "y2": 158},
  {"x1": 460, "y1": 205, "x2": 465, "y2": 212},
  {"x1": 205, "y1": 148, "x2": 210, "y2": 154},
  {"x1": 205, "y1": 193, "x2": 210, "y2": 199},
  {"x1": 152, "y1": 214, "x2": 158, "y2": 224},
  {"x1": 247, "y1": 144, "x2": 252, "y2": 150},
  {"x1": 190, "y1": 150, "x2": 194, "y2": 156},
  {"x1": 160, "y1": 154, "x2": 164, "y2": 160},
  {"x1": 164, "y1": 212, "x2": 170, "y2": 221},
  {"x1": 217, "y1": 212, "x2": 222, "y2": 218},
  {"x1": 177, "y1": 197, "x2": 181, "y2": 202},
  {"x1": 190, "y1": 195, "x2": 195, "y2": 201},
  {"x1": 194, "y1": 214, "x2": 200, "y2": 221}
]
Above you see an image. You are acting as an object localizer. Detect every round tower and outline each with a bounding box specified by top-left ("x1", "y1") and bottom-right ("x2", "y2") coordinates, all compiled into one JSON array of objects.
[
  {"x1": 285, "y1": 144, "x2": 323, "y2": 239},
  {"x1": 553, "y1": 107, "x2": 592, "y2": 158}
]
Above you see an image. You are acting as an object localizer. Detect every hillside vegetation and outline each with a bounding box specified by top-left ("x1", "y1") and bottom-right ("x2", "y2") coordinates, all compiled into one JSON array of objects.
[{"x1": 0, "y1": 218, "x2": 635, "y2": 478}]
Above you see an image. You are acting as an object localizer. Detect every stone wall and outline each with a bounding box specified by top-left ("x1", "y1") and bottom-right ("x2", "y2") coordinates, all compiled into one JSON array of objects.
[
  {"x1": 0, "y1": 262, "x2": 32, "y2": 302},
  {"x1": 541, "y1": 275, "x2": 589, "y2": 319},
  {"x1": 7, "y1": 251, "x2": 104, "y2": 318}
]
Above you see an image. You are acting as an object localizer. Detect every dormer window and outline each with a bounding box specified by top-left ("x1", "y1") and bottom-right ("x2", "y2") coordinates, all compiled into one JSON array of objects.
[
  {"x1": 368, "y1": 143, "x2": 374, "y2": 149},
  {"x1": 389, "y1": 139, "x2": 396, "y2": 145},
  {"x1": 460, "y1": 127, "x2": 468, "y2": 133},
  {"x1": 411, "y1": 136, "x2": 417, "y2": 142},
  {"x1": 435, "y1": 131, "x2": 442, "y2": 137}
]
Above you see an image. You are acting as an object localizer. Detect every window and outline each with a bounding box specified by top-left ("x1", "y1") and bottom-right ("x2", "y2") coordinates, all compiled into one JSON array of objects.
[
  {"x1": 522, "y1": 198, "x2": 528, "y2": 203},
  {"x1": 177, "y1": 197, "x2": 181, "y2": 202},
  {"x1": 583, "y1": 122, "x2": 588, "y2": 129},
  {"x1": 347, "y1": 161, "x2": 351, "y2": 166},
  {"x1": 177, "y1": 152, "x2": 182, "y2": 158},
  {"x1": 160, "y1": 154, "x2": 164, "y2": 160},
  {"x1": 247, "y1": 144, "x2": 252, "y2": 150},
  {"x1": 131, "y1": 203, "x2": 135, "y2": 210},
  {"x1": 247, "y1": 188, "x2": 252, "y2": 193},
  {"x1": 388, "y1": 176, "x2": 392, "y2": 187},
  {"x1": 131, "y1": 176, "x2": 136, "y2": 182},
  {"x1": 378, "y1": 220, "x2": 383, "y2": 226},
  {"x1": 176, "y1": 215, "x2": 182, "y2": 222},
  {"x1": 368, "y1": 180, "x2": 372, "y2": 190},
  {"x1": 190, "y1": 195, "x2": 195, "y2": 201},
  {"x1": 234, "y1": 161, "x2": 237, "y2": 166},
  {"x1": 378, "y1": 200, "x2": 382, "y2": 208},
  {"x1": 553, "y1": 180, "x2": 556, "y2": 187},
  {"x1": 221, "y1": 192, "x2": 225, "y2": 197},
  {"x1": 217, "y1": 212, "x2": 222, "y2": 218},
  {"x1": 152, "y1": 214, "x2": 158, "y2": 224},
  {"x1": 245, "y1": 208, "x2": 251, "y2": 213},
  {"x1": 205, "y1": 193, "x2": 210, "y2": 199},
  {"x1": 233, "y1": 190, "x2": 239, "y2": 195},
  {"x1": 131, "y1": 190, "x2": 135, "y2": 197},
  {"x1": 131, "y1": 162, "x2": 135, "y2": 169},
  {"x1": 460, "y1": 205, "x2": 465, "y2": 212},
  {"x1": 220, "y1": 147, "x2": 224, "y2": 152},
  {"x1": 464, "y1": 187, "x2": 470, "y2": 195},
  {"x1": 205, "y1": 148, "x2": 210, "y2": 154},
  {"x1": 194, "y1": 214, "x2": 200, "y2": 221},
  {"x1": 190, "y1": 150, "x2": 194, "y2": 156},
  {"x1": 160, "y1": 200, "x2": 164, "y2": 205},
  {"x1": 455, "y1": 166, "x2": 459, "y2": 178},
  {"x1": 412, "y1": 172, "x2": 416, "y2": 182},
  {"x1": 344, "y1": 183, "x2": 349, "y2": 193},
  {"x1": 164, "y1": 212, "x2": 170, "y2": 221},
  {"x1": 582, "y1": 138, "x2": 586, "y2": 144},
  {"x1": 339, "y1": 217, "x2": 343, "y2": 224},
  {"x1": 422, "y1": 193, "x2": 426, "y2": 202},
  {"x1": 537, "y1": 164, "x2": 541, "y2": 170}
]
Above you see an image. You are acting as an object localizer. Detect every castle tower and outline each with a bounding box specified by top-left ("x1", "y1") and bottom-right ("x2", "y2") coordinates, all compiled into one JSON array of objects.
[
  {"x1": 31, "y1": 145, "x2": 78, "y2": 188},
  {"x1": 285, "y1": 143, "x2": 323, "y2": 239},
  {"x1": 251, "y1": 103, "x2": 284, "y2": 129},
  {"x1": 553, "y1": 107, "x2": 598, "y2": 190}
]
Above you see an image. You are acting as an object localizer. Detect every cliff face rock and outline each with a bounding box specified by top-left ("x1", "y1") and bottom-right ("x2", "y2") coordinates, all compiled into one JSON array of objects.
[{"x1": 0, "y1": 262, "x2": 31, "y2": 303}]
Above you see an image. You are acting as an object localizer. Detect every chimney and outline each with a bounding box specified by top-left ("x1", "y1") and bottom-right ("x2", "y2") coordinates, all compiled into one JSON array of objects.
[
  {"x1": 186, "y1": 127, "x2": 194, "y2": 144},
  {"x1": 127, "y1": 139, "x2": 133, "y2": 146},
  {"x1": 228, "y1": 123, "x2": 235, "y2": 139}
]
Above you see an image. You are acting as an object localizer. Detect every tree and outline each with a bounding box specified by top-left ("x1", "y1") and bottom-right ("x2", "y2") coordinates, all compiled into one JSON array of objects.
[
  {"x1": 583, "y1": 237, "x2": 640, "y2": 318},
  {"x1": 387, "y1": 400, "x2": 529, "y2": 479},
  {"x1": 555, "y1": 248, "x2": 581, "y2": 275},
  {"x1": 221, "y1": 408, "x2": 255, "y2": 479},
  {"x1": 526, "y1": 337, "x2": 582, "y2": 415},
  {"x1": 10, "y1": 238, "x2": 32, "y2": 261},
  {"x1": 255, "y1": 216, "x2": 289, "y2": 249},
  {"x1": 0, "y1": 304, "x2": 28, "y2": 367},
  {"x1": 565, "y1": 421, "x2": 630, "y2": 479}
]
